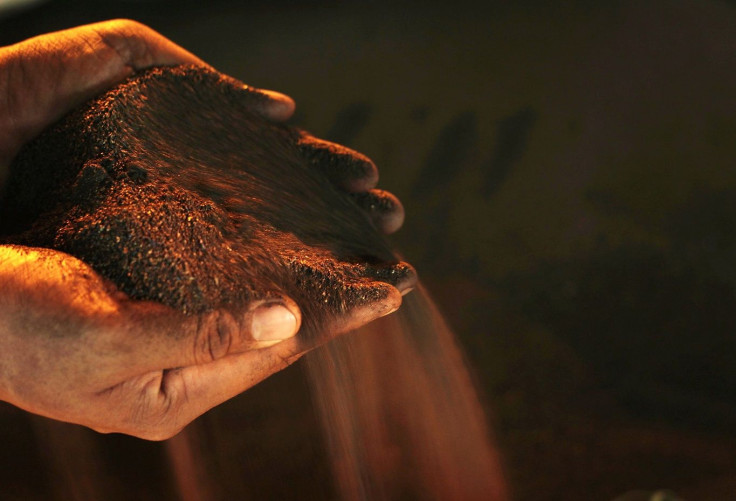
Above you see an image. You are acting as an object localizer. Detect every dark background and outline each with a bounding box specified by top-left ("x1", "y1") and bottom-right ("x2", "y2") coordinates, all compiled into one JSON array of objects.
[{"x1": 1, "y1": 1, "x2": 736, "y2": 499}]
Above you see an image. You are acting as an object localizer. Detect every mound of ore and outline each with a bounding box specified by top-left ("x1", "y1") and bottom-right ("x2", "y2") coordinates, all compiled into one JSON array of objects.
[{"x1": 0, "y1": 65, "x2": 412, "y2": 346}]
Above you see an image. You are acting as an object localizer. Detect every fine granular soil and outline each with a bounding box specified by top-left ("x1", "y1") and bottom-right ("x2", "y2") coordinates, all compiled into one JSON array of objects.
[{"x1": 0, "y1": 65, "x2": 412, "y2": 346}]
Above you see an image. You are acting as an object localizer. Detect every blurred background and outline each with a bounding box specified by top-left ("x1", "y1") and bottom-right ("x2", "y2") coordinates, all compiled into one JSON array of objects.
[{"x1": 1, "y1": 0, "x2": 735, "y2": 499}]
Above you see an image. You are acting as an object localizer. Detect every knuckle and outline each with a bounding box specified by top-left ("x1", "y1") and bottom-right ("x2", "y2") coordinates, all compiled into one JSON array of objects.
[
  {"x1": 193, "y1": 310, "x2": 236, "y2": 364},
  {"x1": 128, "y1": 372, "x2": 186, "y2": 441},
  {"x1": 93, "y1": 19, "x2": 154, "y2": 69},
  {"x1": 96, "y1": 370, "x2": 190, "y2": 440}
]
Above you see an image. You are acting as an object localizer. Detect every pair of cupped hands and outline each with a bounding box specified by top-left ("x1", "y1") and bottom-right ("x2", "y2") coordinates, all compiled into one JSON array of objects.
[{"x1": 0, "y1": 20, "x2": 410, "y2": 440}]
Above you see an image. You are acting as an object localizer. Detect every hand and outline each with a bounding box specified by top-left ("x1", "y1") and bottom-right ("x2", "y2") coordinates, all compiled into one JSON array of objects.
[
  {"x1": 0, "y1": 246, "x2": 402, "y2": 439},
  {"x1": 0, "y1": 20, "x2": 410, "y2": 439}
]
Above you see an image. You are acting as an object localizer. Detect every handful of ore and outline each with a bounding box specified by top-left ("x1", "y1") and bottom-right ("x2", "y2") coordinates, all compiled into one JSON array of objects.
[{"x1": 0, "y1": 65, "x2": 412, "y2": 347}]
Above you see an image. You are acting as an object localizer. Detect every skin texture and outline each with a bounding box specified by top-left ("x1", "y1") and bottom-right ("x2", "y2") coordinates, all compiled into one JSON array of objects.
[{"x1": 0, "y1": 20, "x2": 408, "y2": 440}]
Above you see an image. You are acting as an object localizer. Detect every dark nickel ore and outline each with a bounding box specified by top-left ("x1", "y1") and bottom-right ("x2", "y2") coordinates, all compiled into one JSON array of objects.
[{"x1": 0, "y1": 65, "x2": 413, "y2": 346}]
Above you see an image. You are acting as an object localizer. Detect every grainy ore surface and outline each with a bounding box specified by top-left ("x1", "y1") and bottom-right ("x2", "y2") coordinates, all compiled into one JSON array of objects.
[{"x1": 0, "y1": 65, "x2": 411, "y2": 346}]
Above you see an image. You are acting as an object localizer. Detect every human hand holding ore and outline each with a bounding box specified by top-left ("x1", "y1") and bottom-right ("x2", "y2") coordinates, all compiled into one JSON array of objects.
[{"x1": 0, "y1": 23, "x2": 413, "y2": 439}]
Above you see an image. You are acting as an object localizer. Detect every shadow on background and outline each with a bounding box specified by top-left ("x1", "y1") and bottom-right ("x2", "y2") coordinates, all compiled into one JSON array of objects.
[{"x1": 1, "y1": 1, "x2": 736, "y2": 499}]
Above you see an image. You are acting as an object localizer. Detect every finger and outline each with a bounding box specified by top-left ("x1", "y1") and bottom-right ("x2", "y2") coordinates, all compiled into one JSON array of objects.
[
  {"x1": 121, "y1": 288, "x2": 401, "y2": 440},
  {"x1": 350, "y1": 189, "x2": 405, "y2": 234},
  {"x1": 118, "y1": 295, "x2": 302, "y2": 373},
  {"x1": 247, "y1": 88, "x2": 295, "y2": 122},
  {"x1": 325, "y1": 282, "x2": 403, "y2": 332},
  {"x1": 217, "y1": 71, "x2": 294, "y2": 121},
  {"x1": 229, "y1": 85, "x2": 295, "y2": 122},
  {"x1": 359, "y1": 260, "x2": 417, "y2": 296},
  {"x1": 297, "y1": 134, "x2": 379, "y2": 192}
]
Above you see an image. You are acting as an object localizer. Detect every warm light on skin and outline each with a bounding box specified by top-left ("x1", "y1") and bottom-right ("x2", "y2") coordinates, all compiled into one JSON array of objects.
[
  {"x1": 0, "y1": 242, "x2": 305, "y2": 438},
  {"x1": 0, "y1": 245, "x2": 121, "y2": 320}
]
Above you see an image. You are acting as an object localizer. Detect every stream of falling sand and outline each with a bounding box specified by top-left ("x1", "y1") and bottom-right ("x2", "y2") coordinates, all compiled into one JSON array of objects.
[
  {"x1": 165, "y1": 284, "x2": 508, "y2": 501},
  {"x1": 306, "y1": 285, "x2": 507, "y2": 501}
]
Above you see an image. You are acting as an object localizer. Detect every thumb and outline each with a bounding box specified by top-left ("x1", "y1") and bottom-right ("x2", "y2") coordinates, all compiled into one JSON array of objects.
[
  {"x1": 119, "y1": 295, "x2": 302, "y2": 372},
  {"x1": 101, "y1": 287, "x2": 399, "y2": 440}
]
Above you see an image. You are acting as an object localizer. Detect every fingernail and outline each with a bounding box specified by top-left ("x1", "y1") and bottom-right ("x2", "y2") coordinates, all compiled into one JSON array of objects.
[
  {"x1": 258, "y1": 89, "x2": 296, "y2": 121},
  {"x1": 251, "y1": 303, "x2": 298, "y2": 342},
  {"x1": 381, "y1": 301, "x2": 401, "y2": 318}
]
